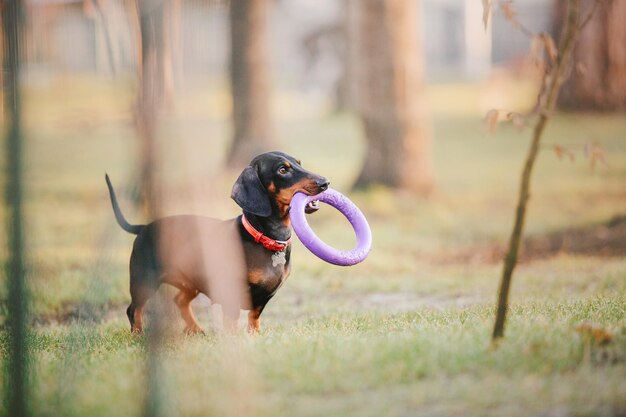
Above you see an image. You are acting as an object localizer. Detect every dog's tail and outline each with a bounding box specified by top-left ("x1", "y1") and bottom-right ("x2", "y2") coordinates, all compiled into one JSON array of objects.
[{"x1": 105, "y1": 174, "x2": 143, "y2": 235}]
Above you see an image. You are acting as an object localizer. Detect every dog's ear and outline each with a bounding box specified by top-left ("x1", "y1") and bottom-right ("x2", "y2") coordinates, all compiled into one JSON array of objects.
[{"x1": 231, "y1": 166, "x2": 272, "y2": 217}]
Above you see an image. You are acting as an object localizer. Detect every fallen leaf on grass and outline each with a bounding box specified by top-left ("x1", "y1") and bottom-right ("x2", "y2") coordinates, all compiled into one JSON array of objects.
[{"x1": 576, "y1": 323, "x2": 614, "y2": 346}]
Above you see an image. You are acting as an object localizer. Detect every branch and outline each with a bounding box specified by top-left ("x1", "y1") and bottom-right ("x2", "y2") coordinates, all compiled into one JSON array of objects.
[
  {"x1": 578, "y1": 0, "x2": 603, "y2": 31},
  {"x1": 492, "y1": 0, "x2": 583, "y2": 342},
  {"x1": 497, "y1": 0, "x2": 535, "y2": 39}
]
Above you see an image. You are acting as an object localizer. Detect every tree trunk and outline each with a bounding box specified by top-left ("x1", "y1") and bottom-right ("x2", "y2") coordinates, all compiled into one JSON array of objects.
[
  {"x1": 227, "y1": 0, "x2": 274, "y2": 168},
  {"x1": 134, "y1": 2, "x2": 169, "y2": 417},
  {"x1": 555, "y1": 0, "x2": 626, "y2": 111},
  {"x1": 3, "y1": 0, "x2": 30, "y2": 415},
  {"x1": 136, "y1": 0, "x2": 174, "y2": 113},
  {"x1": 134, "y1": 0, "x2": 174, "y2": 214},
  {"x1": 354, "y1": 0, "x2": 433, "y2": 194}
]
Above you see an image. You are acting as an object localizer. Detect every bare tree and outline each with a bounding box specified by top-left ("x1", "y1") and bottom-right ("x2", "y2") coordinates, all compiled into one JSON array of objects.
[
  {"x1": 490, "y1": 0, "x2": 601, "y2": 341},
  {"x1": 555, "y1": 0, "x2": 626, "y2": 111},
  {"x1": 301, "y1": 0, "x2": 359, "y2": 112},
  {"x1": 353, "y1": 0, "x2": 434, "y2": 194},
  {"x1": 227, "y1": 0, "x2": 275, "y2": 168}
]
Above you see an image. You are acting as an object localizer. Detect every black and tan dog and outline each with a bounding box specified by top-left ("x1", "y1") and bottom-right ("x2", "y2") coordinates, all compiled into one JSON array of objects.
[{"x1": 106, "y1": 151, "x2": 328, "y2": 334}]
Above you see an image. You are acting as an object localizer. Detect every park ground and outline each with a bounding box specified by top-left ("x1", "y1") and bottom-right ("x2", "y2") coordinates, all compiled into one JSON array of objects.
[{"x1": 0, "y1": 75, "x2": 625, "y2": 416}]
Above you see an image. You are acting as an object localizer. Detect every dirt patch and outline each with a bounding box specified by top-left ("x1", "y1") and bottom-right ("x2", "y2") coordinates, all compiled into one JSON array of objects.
[
  {"x1": 439, "y1": 215, "x2": 626, "y2": 265},
  {"x1": 359, "y1": 292, "x2": 485, "y2": 311},
  {"x1": 28, "y1": 302, "x2": 128, "y2": 327}
]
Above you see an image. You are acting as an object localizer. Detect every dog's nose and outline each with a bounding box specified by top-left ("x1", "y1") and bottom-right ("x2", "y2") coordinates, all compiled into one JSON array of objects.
[{"x1": 317, "y1": 179, "x2": 330, "y2": 191}]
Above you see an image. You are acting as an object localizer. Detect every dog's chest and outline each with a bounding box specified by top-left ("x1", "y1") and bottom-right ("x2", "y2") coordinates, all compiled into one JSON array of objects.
[
  {"x1": 245, "y1": 247, "x2": 291, "y2": 295},
  {"x1": 248, "y1": 259, "x2": 289, "y2": 289}
]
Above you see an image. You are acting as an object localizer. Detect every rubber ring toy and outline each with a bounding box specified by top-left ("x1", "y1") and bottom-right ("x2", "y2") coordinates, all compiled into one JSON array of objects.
[{"x1": 290, "y1": 189, "x2": 372, "y2": 266}]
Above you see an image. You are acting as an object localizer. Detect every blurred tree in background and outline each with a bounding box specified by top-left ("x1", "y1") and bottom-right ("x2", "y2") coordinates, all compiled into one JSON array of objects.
[
  {"x1": 301, "y1": 2, "x2": 358, "y2": 113},
  {"x1": 555, "y1": 0, "x2": 626, "y2": 111},
  {"x1": 354, "y1": 0, "x2": 434, "y2": 195},
  {"x1": 135, "y1": 0, "x2": 173, "y2": 212},
  {"x1": 227, "y1": 0, "x2": 275, "y2": 168},
  {"x1": 136, "y1": 0, "x2": 175, "y2": 110}
]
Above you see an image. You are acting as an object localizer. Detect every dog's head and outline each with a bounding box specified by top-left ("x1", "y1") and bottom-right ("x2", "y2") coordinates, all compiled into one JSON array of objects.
[{"x1": 231, "y1": 151, "x2": 329, "y2": 217}]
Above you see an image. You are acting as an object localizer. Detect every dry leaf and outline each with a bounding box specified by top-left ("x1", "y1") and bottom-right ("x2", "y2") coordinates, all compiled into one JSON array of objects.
[
  {"x1": 554, "y1": 144, "x2": 564, "y2": 160},
  {"x1": 540, "y1": 32, "x2": 558, "y2": 64},
  {"x1": 591, "y1": 146, "x2": 608, "y2": 170},
  {"x1": 500, "y1": 1, "x2": 518, "y2": 25},
  {"x1": 584, "y1": 143, "x2": 609, "y2": 170},
  {"x1": 507, "y1": 112, "x2": 526, "y2": 131},
  {"x1": 529, "y1": 36, "x2": 544, "y2": 66},
  {"x1": 482, "y1": 0, "x2": 492, "y2": 31},
  {"x1": 576, "y1": 323, "x2": 614, "y2": 346},
  {"x1": 592, "y1": 328, "x2": 613, "y2": 345},
  {"x1": 484, "y1": 109, "x2": 499, "y2": 133},
  {"x1": 553, "y1": 144, "x2": 575, "y2": 162}
]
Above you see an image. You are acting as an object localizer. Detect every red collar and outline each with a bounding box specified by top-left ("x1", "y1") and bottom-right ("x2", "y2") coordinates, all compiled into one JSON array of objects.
[{"x1": 241, "y1": 214, "x2": 291, "y2": 252}]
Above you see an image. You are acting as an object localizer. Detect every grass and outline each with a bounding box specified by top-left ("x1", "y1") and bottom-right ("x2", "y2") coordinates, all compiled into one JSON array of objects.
[
  {"x1": 3, "y1": 296, "x2": 624, "y2": 417},
  {"x1": 1, "y1": 74, "x2": 625, "y2": 416}
]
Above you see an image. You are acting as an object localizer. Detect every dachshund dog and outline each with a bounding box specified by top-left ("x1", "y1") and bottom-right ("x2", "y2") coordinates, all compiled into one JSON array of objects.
[{"x1": 106, "y1": 151, "x2": 329, "y2": 334}]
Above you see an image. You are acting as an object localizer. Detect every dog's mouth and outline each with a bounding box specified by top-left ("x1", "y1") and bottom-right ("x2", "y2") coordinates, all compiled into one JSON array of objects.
[
  {"x1": 288, "y1": 178, "x2": 328, "y2": 214},
  {"x1": 305, "y1": 200, "x2": 320, "y2": 214}
]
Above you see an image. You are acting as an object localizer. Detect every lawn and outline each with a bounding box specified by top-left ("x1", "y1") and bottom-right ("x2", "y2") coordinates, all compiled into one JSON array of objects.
[{"x1": 0, "y1": 74, "x2": 625, "y2": 416}]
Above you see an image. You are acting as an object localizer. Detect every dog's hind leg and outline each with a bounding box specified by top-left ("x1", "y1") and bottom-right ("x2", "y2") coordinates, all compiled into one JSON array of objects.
[
  {"x1": 174, "y1": 289, "x2": 204, "y2": 335},
  {"x1": 130, "y1": 302, "x2": 146, "y2": 333},
  {"x1": 126, "y1": 304, "x2": 135, "y2": 330},
  {"x1": 128, "y1": 284, "x2": 158, "y2": 334},
  {"x1": 127, "y1": 301, "x2": 147, "y2": 334},
  {"x1": 128, "y1": 243, "x2": 161, "y2": 334}
]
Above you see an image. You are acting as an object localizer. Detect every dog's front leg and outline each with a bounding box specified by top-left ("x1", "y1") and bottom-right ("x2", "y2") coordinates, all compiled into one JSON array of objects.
[{"x1": 247, "y1": 306, "x2": 265, "y2": 334}]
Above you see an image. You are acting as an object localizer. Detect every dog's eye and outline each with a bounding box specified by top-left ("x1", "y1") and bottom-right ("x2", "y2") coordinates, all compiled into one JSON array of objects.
[{"x1": 278, "y1": 166, "x2": 288, "y2": 175}]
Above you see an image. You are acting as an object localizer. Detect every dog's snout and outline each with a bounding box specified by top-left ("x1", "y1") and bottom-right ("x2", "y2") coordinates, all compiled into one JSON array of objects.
[{"x1": 317, "y1": 179, "x2": 330, "y2": 191}]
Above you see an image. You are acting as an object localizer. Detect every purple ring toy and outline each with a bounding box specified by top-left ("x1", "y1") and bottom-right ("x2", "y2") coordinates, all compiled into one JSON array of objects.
[{"x1": 290, "y1": 189, "x2": 372, "y2": 266}]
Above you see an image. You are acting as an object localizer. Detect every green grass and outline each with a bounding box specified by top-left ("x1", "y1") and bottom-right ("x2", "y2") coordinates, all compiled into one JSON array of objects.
[
  {"x1": 2, "y1": 296, "x2": 624, "y2": 417},
  {"x1": 1, "y1": 74, "x2": 625, "y2": 416}
]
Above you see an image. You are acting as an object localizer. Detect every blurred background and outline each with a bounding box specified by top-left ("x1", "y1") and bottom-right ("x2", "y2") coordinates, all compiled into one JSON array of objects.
[{"x1": 1, "y1": 0, "x2": 625, "y2": 416}]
